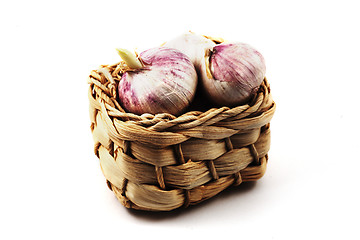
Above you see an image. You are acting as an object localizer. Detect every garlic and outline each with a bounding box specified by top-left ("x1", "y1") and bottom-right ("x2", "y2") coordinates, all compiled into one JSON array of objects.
[
  {"x1": 117, "y1": 47, "x2": 198, "y2": 116},
  {"x1": 164, "y1": 32, "x2": 266, "y2": 106},
  {"x1": 163, "y1": 32, "x2": 216, "y2": 73},
  {"x1": 205, "y1": 42, "x2": 266, "y2": 105}
]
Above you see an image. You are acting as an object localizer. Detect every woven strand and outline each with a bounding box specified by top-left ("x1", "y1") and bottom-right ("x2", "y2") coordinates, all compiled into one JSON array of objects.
[
  {"x1": 182, "y1": 190, "x2": 190, "y2": 208},
  {"x1": 174, "y1": 144, "x2": 186, "y2": 164},
  {"x1": 225, "y1": 137, "x2": 243, "y2": 186},
  {"x1": 233, "y1": 172, "x2": 243, "y2": 186},
  {"x1": 155, "y1": 166, "x2": 166, "y2": 189},
  {"x1": 208, "y1": 160, "x2": 219, "y2": 180},
  {"x1": 225, "y1": 137, "x2": 234, "y2": 151},
  {"x1": 249, "y1": 144, "x2": 260, "y2": 165}
]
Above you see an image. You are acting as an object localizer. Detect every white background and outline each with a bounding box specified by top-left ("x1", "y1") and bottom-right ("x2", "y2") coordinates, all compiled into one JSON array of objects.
[{"x1": 1, "y1": 0, "x2": 359, "y2": 239}]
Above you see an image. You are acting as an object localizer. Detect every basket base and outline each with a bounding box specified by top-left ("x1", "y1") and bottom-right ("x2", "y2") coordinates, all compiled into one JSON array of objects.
[{"x1": 105, "y1": 156, "x2": 267, "y2": 211}]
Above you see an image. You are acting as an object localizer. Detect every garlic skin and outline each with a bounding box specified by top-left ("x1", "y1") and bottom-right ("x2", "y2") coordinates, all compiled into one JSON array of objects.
[
  {"x1": 163, "y1": 32, "x2": 216, "y2": 70},
  {"x1": 117, "y1": 47, "x2": 197, "y2": 116},
  {"x1": 205, "y1": 42, "x2": 266, "y2": 106},
  {"x1": 163, "y1": 32, "x2": 216, "y2": 93},
  {"x1": 164, "y1": 33, "x2": 266, "y2": 106}
]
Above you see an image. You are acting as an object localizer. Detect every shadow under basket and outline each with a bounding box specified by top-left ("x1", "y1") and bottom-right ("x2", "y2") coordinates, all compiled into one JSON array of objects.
[{"x1": 88, "y1": 62, "x2": 276, "y2": 211}]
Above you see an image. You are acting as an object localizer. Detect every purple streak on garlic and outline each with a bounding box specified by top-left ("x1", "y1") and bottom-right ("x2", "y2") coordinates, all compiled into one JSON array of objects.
[
  {"x1": 205, "y1": 42, "x2": 266, "y2": 105},
  {"x1": 164, "y1": 32, "x2": 266, "y2": 106},
  {"x1": 117, "y1": 47, "x2": 197, "y2": 116}
]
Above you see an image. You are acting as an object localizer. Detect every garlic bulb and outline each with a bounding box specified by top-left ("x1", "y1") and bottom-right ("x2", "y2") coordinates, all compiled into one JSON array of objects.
[
  {"x1": 164, "y1": 32, "x2": 266, "y2": 106},
  {"x1": 205, "y1": 42, "x2": 266, "y2": 105},
  {"x1": 117, "y1": 47, "x2": 198, "y2": 116}
]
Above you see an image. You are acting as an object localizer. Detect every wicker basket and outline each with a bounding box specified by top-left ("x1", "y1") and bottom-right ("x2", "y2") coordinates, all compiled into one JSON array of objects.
[{"x1": 88, "y1": 62, "x2": 276, "y2": 211}]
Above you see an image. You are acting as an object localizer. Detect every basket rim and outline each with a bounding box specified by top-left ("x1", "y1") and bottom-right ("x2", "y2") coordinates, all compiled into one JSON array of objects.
[{"x1": 88, "y1": 63, "x2": 275, "y2": 128}]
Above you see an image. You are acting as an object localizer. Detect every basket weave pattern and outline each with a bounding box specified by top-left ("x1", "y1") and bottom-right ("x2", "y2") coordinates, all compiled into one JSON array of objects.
[{"x1": 88, "y1": 62, "x2": 276, "y2": 211}]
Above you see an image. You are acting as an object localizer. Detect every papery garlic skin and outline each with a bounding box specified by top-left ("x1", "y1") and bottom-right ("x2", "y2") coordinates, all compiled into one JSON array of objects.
[
  {"x1": 163, "y1": 32, "x2": 215, "y2": 88},
  {"x1": 164, "y1": 32, "x2": 216, "y2": 68},
  {"x1": 118, "y1": 47, "x2": 197, "y2": 116},
  {"x1": 205, "y1": 42, "x2": 266, "y2": 106},
  {"x1": 164, "y1": 33, "x2": 266, "y2": 106}
]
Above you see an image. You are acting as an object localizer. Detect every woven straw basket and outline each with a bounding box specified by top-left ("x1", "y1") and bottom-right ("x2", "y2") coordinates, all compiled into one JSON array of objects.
[{"x1": 88, "y1": 62, "x2": 276, "y2": 211}]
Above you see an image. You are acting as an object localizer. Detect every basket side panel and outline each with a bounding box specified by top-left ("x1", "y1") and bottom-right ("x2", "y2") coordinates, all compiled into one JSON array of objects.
[{"x1": 98, "y1": 145, "x2": 125, "y2": 190}]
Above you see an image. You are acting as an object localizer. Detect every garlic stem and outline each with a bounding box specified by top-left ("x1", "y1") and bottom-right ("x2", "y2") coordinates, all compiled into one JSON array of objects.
[{"x1": 116, "y1": 48, "x2": 143, "y2": 69}]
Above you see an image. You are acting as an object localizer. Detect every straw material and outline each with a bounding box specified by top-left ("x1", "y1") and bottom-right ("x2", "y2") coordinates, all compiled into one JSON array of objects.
[{"x1": 88, "y1": 62, "x2": 276, "y2": 211}]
